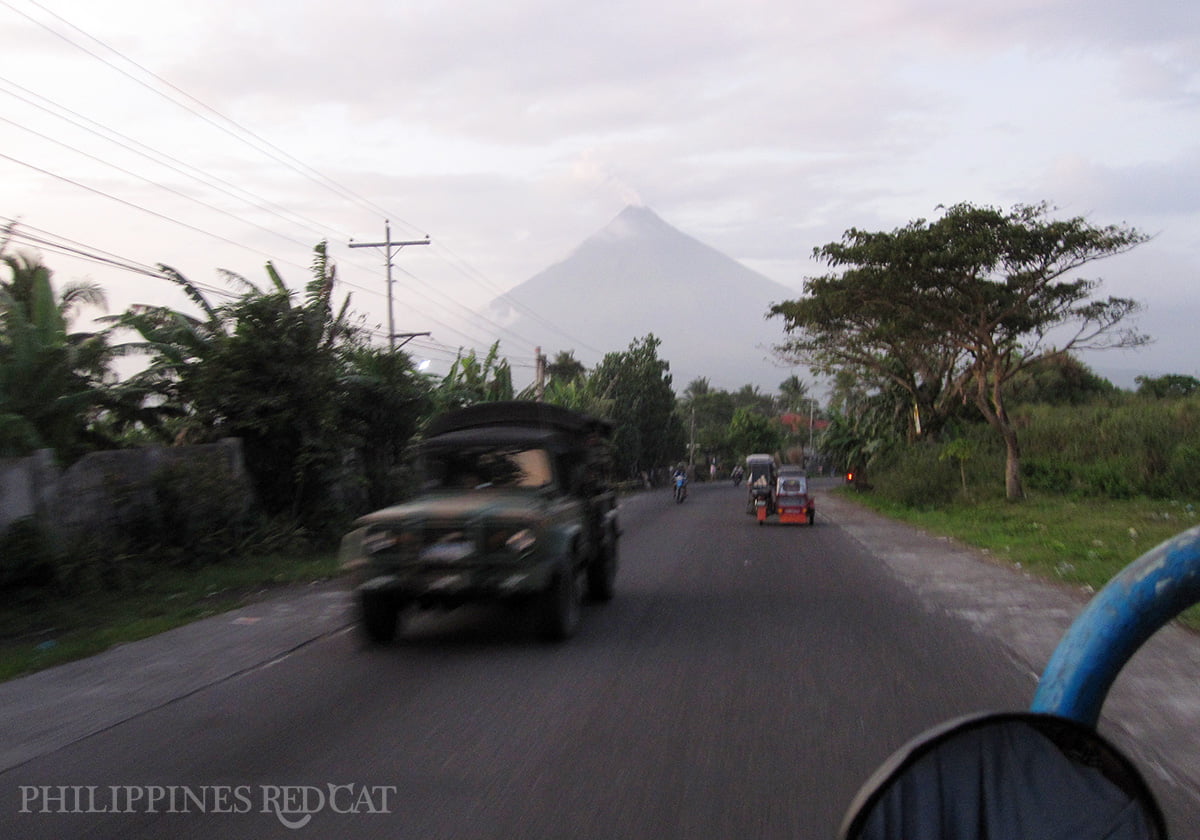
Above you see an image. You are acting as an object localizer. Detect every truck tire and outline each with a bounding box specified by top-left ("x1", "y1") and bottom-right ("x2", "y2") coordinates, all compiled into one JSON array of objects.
[
  {"x1": 538, "y1": 561, "x2": 582, "y2": 641},
  {"x1": 360, "y1": 592, "x2": 400, "y2": 644},
  {"x1": 587, "y1": 534, "x2": 618, "y2": 602}
]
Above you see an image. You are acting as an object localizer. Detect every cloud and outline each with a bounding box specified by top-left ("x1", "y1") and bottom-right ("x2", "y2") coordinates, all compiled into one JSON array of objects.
[
  {"x1": 3, "y1": 0, "x2": 1199, "y2": 382},
  {"x1": 1044, "y1": 153, "x2": 1200, "y2": 220}
]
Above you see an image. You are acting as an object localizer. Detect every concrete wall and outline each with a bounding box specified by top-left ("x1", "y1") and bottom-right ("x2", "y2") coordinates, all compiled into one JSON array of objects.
[
  {"x1": 0, "y1": 440, "x2": 251, "y2": 545},
  {"x1": 0, "y1": 449, "x2": 56, "y2": 534}
]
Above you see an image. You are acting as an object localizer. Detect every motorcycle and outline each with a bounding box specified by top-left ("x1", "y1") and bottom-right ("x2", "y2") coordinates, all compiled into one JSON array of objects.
[
  {"x1": 673, "y1": 473, "x2": 688, "y2": 503},
  {"x1": 839, "y1": 525, "x2": 1200, "y2": 839}
]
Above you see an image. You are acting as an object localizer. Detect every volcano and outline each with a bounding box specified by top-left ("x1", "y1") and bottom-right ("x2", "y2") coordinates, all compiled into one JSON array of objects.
[{"x1": 486, "y1": 205, "x2": 801, "y2": 392}]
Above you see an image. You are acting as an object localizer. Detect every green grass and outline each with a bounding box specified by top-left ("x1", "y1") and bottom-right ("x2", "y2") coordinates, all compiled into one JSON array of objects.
[
  {"x1": 0, "y1": 552, "x2": 342, "y2": 683},
  {"x1": 843, "y1": 489, "x2": 1200, "y2": 629}
]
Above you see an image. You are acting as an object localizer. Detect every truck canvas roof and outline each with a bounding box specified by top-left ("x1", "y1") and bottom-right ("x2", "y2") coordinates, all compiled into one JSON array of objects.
[{"x1": 425, "y1": 401, "x2": 613, "y2": 440}]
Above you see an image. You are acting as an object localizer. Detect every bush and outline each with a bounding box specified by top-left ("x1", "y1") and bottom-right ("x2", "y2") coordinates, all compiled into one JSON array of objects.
[
  {"x1": 871, "y1": 443, "x2": 960, "y2": 508},
  {"x1": 1022, "y1": 457, "x2": 1074, "y2": 493},
  {"x1": 1017, "y1": 395, "x2": 1200, "y2": 500},
  {"x1": 860, "y1": 393, "x2": 1199, "y2": 510},
  {"x1": 1080, "y1": 459, "x2": 1138, "y2": 499},
  {"x1": 1164, "y1": 443, "x2": 1200, "y2": 498},
  {"x1": 136, "y1": 459, "x2": 257, "y2": 567},
  {"x1": 51, "y1": 458, "x2": 285, "y2": 591},
  {"x1": 0, "y1": 519, "x2": 55, "y2": 590}
]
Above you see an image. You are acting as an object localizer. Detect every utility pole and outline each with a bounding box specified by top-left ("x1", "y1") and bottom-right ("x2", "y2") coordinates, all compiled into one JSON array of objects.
[
  {"x1": 808, "y1": 397, "x2": 818, "y2": 466},
  {"x1": 534, "y1": 346, "x2": 547, "y2": 402},
  {"x1": 688, "y1": 407, "x2": 696, "y2": 468},
  {"x1": 393, "y1": 331, "x2": 432, "y2": 349},
  {"x1": 349, "y1": 221, "x2": 430, "y2": 350}
]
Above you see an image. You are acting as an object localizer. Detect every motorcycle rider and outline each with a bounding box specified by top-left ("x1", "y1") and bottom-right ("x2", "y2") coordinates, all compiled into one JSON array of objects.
[{"x1": 672, "y1": 463, "x2": 688, "y2": 501}]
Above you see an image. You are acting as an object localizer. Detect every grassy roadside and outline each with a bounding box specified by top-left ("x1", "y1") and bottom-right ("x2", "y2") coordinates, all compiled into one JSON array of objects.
[
  {"x1": 841, "y1": 488, "x2": 1200, "y2": 629},
  {"x1": 0, "y1": 552, "x2": 342, "y2": 683}
]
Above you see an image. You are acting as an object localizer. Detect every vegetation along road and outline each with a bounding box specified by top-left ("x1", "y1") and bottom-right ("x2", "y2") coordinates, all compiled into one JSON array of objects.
[{"x1": 1, "y1": 479, "x2": 1198, "y2": 839}]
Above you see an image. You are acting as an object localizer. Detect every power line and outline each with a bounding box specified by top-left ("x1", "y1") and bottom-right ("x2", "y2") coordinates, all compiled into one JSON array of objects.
[
  {"x1": 0, "y1": 195, "x2": 517, "y2": 358},
  {"x1": 0, "y1": 74, "x2": 350, "y2": 243},
  {"x1": 0, "y1": 217, "x2": 534, "y2": 372},
  {"x1": 0, "y1": 114, "x2": 319, "y2": 254},
  {"x1": 0, "y1": 216, "x2": 525, "y2": 364},
  {"x1": 0, "y1": 151, "x2": 310, "y2": 269},
  {"x1": 1, "y1": 144, "x2": 579, "y2": 359},
  {"x1": 3, "y1": 0, "x2": 401, "y2": 224},
  {"x1": 3, "y1": 0, "x2": 607, "y2": 359},
  {"x1": 0, "y1": 88, "x2": 560, "y2": 354},
  {"x1": 2, "y1": 217, "x2": 166, "y2": 279},
  {"x1": 426, "y1": 239, "x2": 607, "y2": 356}
]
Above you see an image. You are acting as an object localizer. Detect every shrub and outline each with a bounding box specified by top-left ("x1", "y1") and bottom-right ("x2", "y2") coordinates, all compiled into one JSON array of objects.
[
  {"x1": 0, "y1": 518, "x2": 55, "y2": 590},
  {"x1": 1164, "y1": 443, "x2": 1200, "y2": 498},
  {"x1": 872, "y1": 443, "x2": 959, "y2": 508},
  {"x1": 1080, "y1": 459, "x2": 1138, "y2": 499},
  {"x1": 1022, "y1": 457, "x2": 1074, "y2": 493},
  {"x1": 145, "y1": 459, "x2": 256, "y2": 567},
  {"x1": 867, "y1": 393, "x2": 1199, "y2": 508},
  {"x1": 57, "y1": 458, "x2": 260, "y2": 579},
  {"x1": 1015, "y1": 395, "x2": 1200, "y2": 500}
]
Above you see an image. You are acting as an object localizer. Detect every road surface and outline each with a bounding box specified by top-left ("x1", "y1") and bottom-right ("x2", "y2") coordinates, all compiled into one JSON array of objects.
[{"x1": 1, "y1": 479, "x2": 1197, "y2": 838}]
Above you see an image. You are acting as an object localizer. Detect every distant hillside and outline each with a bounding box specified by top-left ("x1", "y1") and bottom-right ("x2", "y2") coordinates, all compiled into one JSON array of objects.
[{"x1": 485, "y1": 205, "x2": 804, "y2": 392}]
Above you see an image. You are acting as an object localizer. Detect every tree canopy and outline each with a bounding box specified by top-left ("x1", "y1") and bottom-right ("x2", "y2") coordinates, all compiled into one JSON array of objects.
[
  {"x1": 1135, "y1": 373, "x2": 1199, "y2": 400},
  {"x1": 0, "y1": 252, "x2": 115, "y2": 460},
  {"x1": 113, "y1": 243, "x2": 428, "y2": 522},
  {"x1": 589, "y1": 334, "x2": 685, "y2": 477},
  {"x1": 772, "y1": 202, "x2": 1149, "y2": 499},
  {"x1": 726, "y1": 407, "x2": 784, "y2": 458}
]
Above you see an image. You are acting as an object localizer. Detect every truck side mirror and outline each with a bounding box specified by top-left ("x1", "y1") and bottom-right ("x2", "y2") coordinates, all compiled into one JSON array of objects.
[{"x1": 840, "y1": 712, "x2": 1165, "y2": 840}]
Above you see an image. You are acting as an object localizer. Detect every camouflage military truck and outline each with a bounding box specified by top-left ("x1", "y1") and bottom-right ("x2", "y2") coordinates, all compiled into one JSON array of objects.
[{"x1": 339, "y1": 401, "x2": 619, "y2": 642}]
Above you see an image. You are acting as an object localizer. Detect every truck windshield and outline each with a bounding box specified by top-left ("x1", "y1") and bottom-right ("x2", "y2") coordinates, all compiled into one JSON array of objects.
[{"x1": 424, "y1": 447, "x2": 555, "y2": 490}]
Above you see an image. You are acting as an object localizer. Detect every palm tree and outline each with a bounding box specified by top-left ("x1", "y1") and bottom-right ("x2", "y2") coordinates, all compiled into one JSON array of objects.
[
  {"x1": 777, "y1": 374, "x2": 810, "y2": 413},
  {"x1": 546, "y1": 350, "x2": 586, "y2": 385},
  {"x1": 0, "y1": 253, "x2": 114, "y2": 460},
  {"x1": 431, "y1": 342, "x2": 515, "y2": 413},
  {"x1": 111, "y1": 242, "x2": 363, "y2": 518}
]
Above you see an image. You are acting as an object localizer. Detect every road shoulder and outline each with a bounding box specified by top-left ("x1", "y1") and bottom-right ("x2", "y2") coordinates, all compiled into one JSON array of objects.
[
  {"x1": 819, "y1": 490, "x2": 1200, "y2": 820},
  {"x1": 0, "y1": 581, "x2": 353, "y2": 773}
]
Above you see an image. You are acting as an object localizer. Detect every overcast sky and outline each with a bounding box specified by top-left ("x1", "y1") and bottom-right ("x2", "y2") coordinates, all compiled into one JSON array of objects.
[{"x1": 2, "y1": 0, "x2": 1197, "y2": 387}]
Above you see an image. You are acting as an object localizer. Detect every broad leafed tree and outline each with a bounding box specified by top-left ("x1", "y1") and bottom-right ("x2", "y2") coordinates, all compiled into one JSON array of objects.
[{"x1": 772, "y1": 202, "x2": 1148, "y2": 500}]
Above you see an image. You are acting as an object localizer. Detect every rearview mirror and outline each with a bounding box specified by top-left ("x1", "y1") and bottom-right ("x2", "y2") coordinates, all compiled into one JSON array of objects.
[{"x1": 840, "y1": 712, "x2": 1165, "y2": 840}]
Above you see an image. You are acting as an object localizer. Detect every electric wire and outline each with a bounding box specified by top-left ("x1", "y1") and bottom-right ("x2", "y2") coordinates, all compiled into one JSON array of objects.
[
  {"x1": 3, "y1": 218, "x2": 167, "y2": 280},
  {"x1": 426, "y1": 238, "x2": 606, "y2": 357},
  {"x1": 0, "y1": 114, "x2": 320, "y2": 254},
  {"x1": 0, "y1": 151, "x2": 312, "y2": 270},
  {"x1": 4, "y1": 0, "x2": 406, "y2": 227},
  {"x1": 2, "y1": 0, "x2": 605, "y2": 362},
  {"x1": 0, "y1": 74, "x2": 347, "y2": 243},
  {"x1": 1, "y1": 216, "x2": 520, "y2": 361}
]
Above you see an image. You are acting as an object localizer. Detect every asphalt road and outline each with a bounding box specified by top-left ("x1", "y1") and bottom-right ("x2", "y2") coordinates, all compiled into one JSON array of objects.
[{"x1": 1, "y1": 479, "x2": 1197, "y2": 839}]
